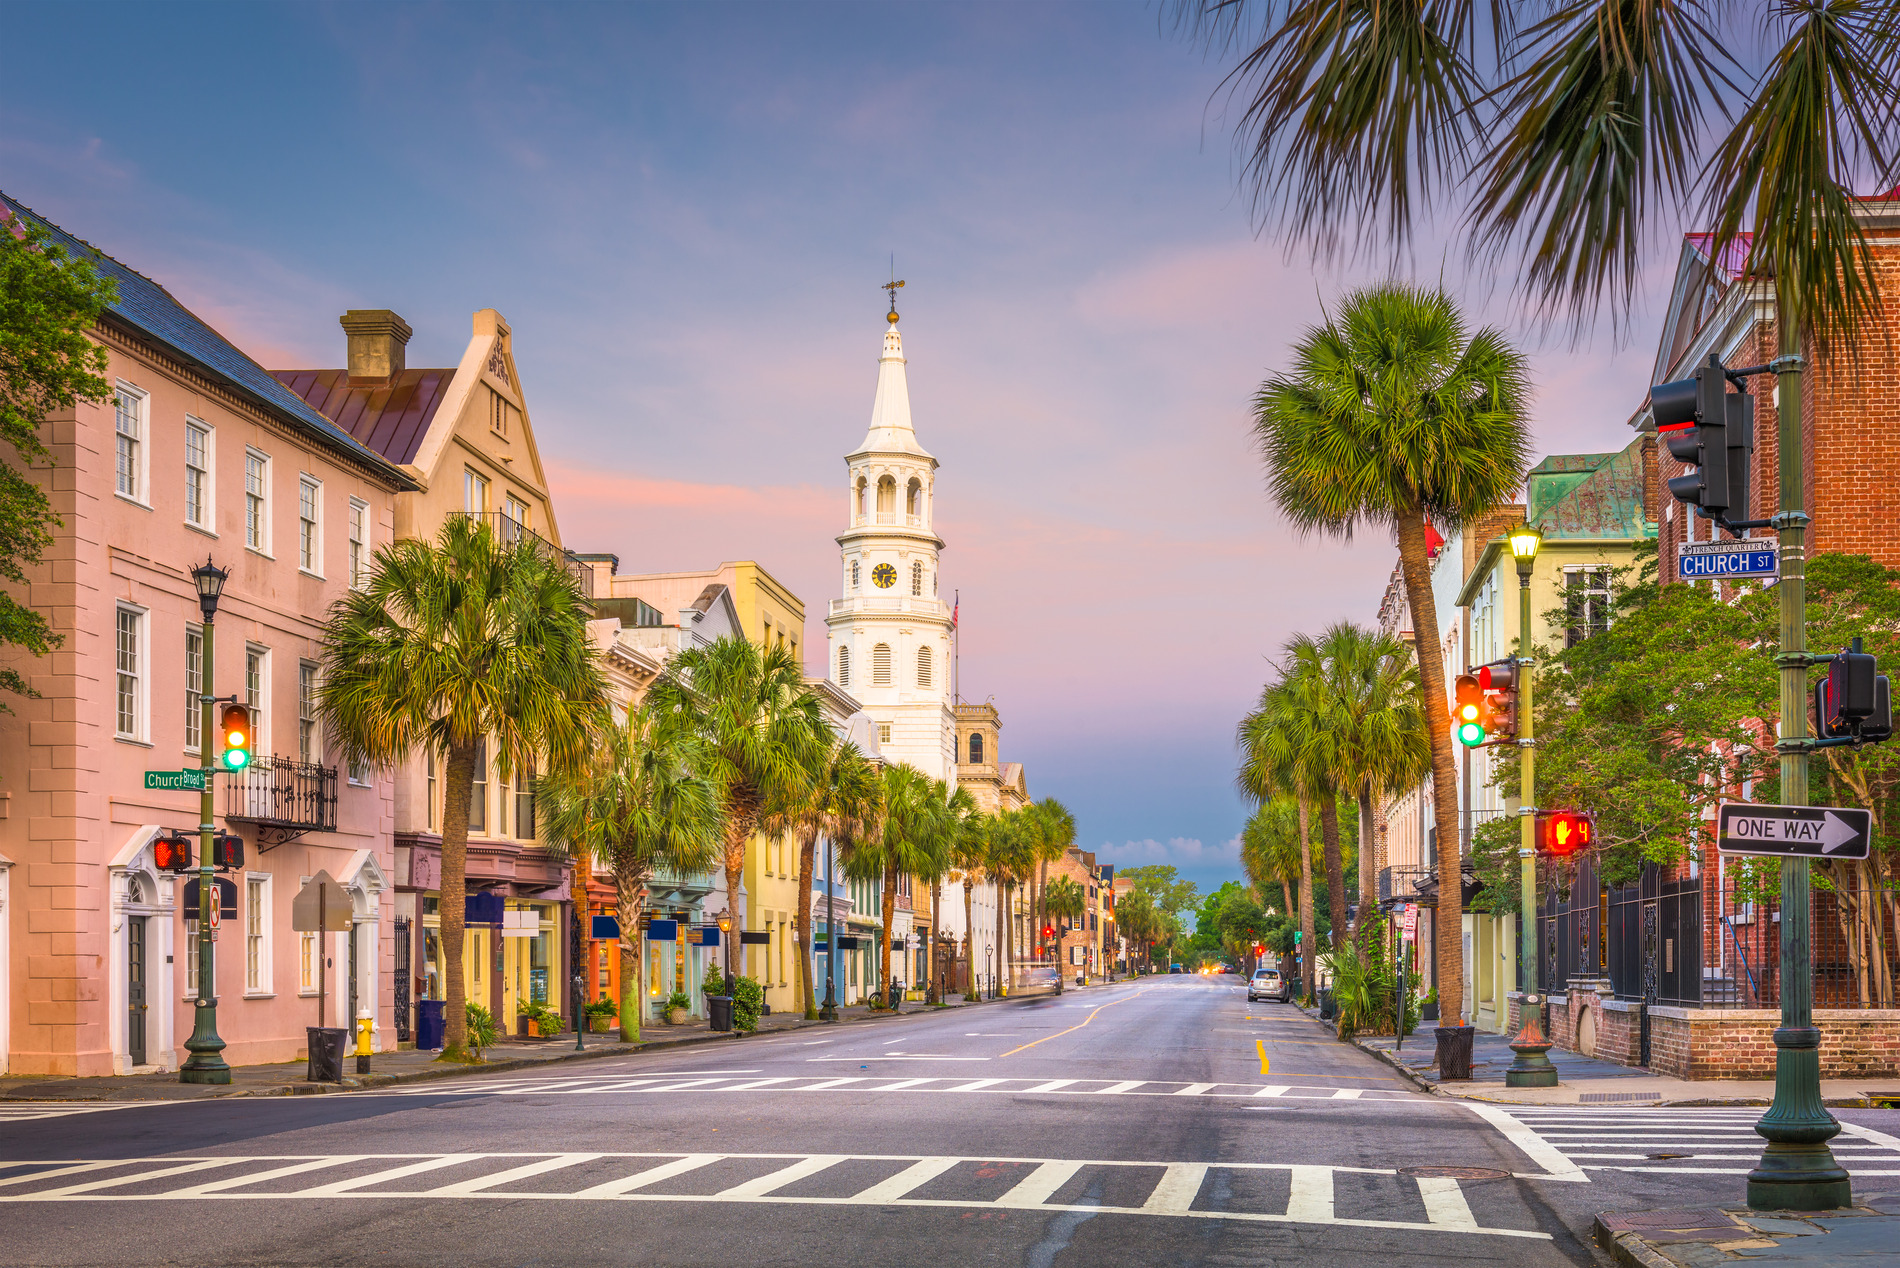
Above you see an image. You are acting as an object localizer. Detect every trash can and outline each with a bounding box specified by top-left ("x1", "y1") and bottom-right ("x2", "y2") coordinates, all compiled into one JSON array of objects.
[
  {"x1": 416, "y1": 1000, "x2": 446, "y2": 1051},
  {"x1": 306, "y1": 1026, "x2": 350, "y2": 1082},
  {"x1": 1435, "y1": 1024, "x2": 1476, "y2": 1081},
  {"x1": 1319, "y1": 988, "x2": 1336, "y2": 1021},
  {"x1": 708, "y1": 995, "x2": 734, "y2": 1033}
]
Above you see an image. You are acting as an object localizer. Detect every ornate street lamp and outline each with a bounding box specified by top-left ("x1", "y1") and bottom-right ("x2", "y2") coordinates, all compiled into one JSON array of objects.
[
  {"x1": 1503, "y1": 525, "x2": 1559, "y2": 1088},
  {"x1": 181, "y1": 558, "x2": 231, "y2": 1084}
]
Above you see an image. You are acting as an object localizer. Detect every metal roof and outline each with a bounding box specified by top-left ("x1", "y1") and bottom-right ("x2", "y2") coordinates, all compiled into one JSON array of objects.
[
  {"x1": 270, "y1": 367, "x2": 454, "y2": 466},
  {"x1": 0, "y1": 192, "x2": 418, "y2": 492}
]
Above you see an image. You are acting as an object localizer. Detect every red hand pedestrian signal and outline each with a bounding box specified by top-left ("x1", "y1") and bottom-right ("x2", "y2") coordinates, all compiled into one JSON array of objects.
[{"x1": 1539, "y1": 810, "x2": 1595, "y2": 856}]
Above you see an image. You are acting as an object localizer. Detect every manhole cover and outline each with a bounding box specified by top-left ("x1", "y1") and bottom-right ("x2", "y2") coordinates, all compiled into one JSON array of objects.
[
  {"x1": 1647, "y1": 1152, "x2": 1692, "y2": 1160},
  {"x1": 1399, "y1": 1166, "x2": 1512, "y2": 1182}
]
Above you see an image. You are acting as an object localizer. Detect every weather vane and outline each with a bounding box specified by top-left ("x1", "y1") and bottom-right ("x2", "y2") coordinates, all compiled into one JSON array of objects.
[{"x1": 883, "y1": 257, "x2": 904, "y2": 323}]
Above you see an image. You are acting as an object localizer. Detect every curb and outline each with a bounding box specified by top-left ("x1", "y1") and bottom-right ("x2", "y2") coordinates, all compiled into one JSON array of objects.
[
  {"x1": 1349, "y1": 1035, "x2": 1440, "y2": 1096},
  {"x1": 1593, "y1": 1221, "x2": 1680, "y2": 1268}
]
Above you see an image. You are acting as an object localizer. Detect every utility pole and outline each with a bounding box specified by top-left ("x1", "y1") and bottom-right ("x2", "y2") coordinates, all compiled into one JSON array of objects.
[
  {"x1": 180, "y1": 560, "x2": 230, "y2": 1084},
  {"x1": 1503, "y1": 526, "x2": 1556, "y2": 1088}
]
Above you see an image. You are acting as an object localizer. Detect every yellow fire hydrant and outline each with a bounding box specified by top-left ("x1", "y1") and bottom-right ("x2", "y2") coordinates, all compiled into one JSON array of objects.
[{"x1": 355, "y1": 1014, "x2": 372, "y2": 1075}]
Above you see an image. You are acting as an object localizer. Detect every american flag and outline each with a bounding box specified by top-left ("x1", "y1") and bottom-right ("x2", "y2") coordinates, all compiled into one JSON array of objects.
[{"x1": 952, "y1": 591, "x2": 958, "y2": 627}]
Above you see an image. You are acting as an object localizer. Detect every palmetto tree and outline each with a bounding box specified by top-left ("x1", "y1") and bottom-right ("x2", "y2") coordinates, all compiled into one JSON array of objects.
[
  {"x1": 1279, "y1": 634, "x2": 1355, "y2": 945},
  {"x1": 848, "y1": 763, "x2": 954, "y2": 1002},
  {"x1": 987, "y1": 810, "x2": 1035, "y2": 993},
  {"x1": 1239, "y1": 673, "x2": 1332, "y2": 1000},
  {"x1": 762, "y1": 732, "x2": 880, "y2": 1020},
  {"x1": 1306, "y1": 622, "x2": 1430, "y2": 927},
  {"x1": 1044, "y1": 874, "x2": 1085, "y2": 956},
  {"x1": 646, "y1": 635, "x2": 827, "y2": 991},
  {"x1": 1241, "y1": 796, "x2": 1303, "y2": 923},
  {"x1": 923, "y1": 779, "x2": 977, "y2": 1004},
  {"x1": 952, "y1": 809, "x2": 993, "y2": 1000},
  {"x1": 537, "y1": 707, "x2": 721, "y2": 1042},
  {"x1": 1028, "y1": 798, "x2": 1078, "y2": 963},
  {"x1": 317, "y1": 516, "x2": 606, "y2": 1060},
  {"x1": 1254, "y1": 285, "x2": 1530, "y2": 1025}
]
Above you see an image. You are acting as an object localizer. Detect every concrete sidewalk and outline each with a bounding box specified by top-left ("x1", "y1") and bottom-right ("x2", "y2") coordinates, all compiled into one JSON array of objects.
[
  {"x1": 1350, "y1": 1026, "x2": 1900, "y2": 1107},
  {"x1": 1596, "y1": 1194, "x2": 1900, "y2": 1266},
  {"x1": 0, "y1": 992, "x2": 1014, "y2": 1102}
]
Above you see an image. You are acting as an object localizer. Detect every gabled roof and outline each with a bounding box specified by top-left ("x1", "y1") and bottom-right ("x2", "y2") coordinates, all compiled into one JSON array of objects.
[
  {"x1": 0, "y1": 192, "x2": 417, "y2": 491},
  {"x1": 270, "y1": 367, "x2": 455, "y2": 465}
]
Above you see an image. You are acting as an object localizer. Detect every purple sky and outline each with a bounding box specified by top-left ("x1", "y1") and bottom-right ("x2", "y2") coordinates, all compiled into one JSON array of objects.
[{"x1": 3, "y1": 2, "x2": 1676, "y2": 897}]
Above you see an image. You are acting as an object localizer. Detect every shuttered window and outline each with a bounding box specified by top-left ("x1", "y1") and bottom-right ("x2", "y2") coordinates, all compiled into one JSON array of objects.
[
  {"x1": 837, "y1": 645, "x2": 850, "y2": 688},
  {"x1": 916, "y1": 644, "x2": 932, "y2": 688},
  {"x1": 872, "y1": 643, "x2": 891, "y2": 685}
]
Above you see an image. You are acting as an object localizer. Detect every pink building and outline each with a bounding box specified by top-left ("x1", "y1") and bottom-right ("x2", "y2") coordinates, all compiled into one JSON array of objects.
[{"x1": 0, "y1": 195, "x2": 417, "y2": 1076}]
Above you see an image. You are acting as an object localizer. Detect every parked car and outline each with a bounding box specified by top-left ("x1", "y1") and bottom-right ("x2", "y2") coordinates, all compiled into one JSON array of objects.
[{"x1": 1248, "y1": 967, "x2": 1290, "y2": 1003}]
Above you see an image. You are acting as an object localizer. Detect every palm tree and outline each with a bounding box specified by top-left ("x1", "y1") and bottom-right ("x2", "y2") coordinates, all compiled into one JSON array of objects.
[
  {"x1": 762, "y1": 732, "x2": 880, "y2": 1019},
  {"x1": 987, "y1": 809, "x2": 1034, "y2": 993},
  {"x1": 923, "y1": 779, "x2": 976, "y2": 1004},
  {"x1": 1254, "y1": 285, "x2": 1530, "y2": 1026},
  {"x1": 1279, "y1": 634, "x2": 1354, "y2": 945},
  {"x1": 1242, "y1": 797, "x2": 1303, "y2": 922},
  {"x1": 1239, "y1": 676, "x2": 1330, "y2": 1000},
  {"x1": 1173, "y1": 2, "x2": 1895, "y2": 350},
  {"x1": 951, "y1": 809, "x2": 992, "y2": 1000},
  {"x1": 646, "y1": 635, "x2": 827, "y2": 992},
  {"x1": 317, "y1": 516, "x2": 606, "y2": 1060},
  {"x1": 537, "y1": 706, "x2": 721, "y2": 1041},
  {"x1": 848, "y1": 763, "x2": 954, "y2": 1003},
  {"x1": 1311, "y1": 623, "x2": 1430, "y2": 927},
  {"x1": 1044, "y1": 874, "x2": 1085, "y2": 961},
  {"x1": 1028, "y1": 799, "x2": 1077, "y2": 963}
]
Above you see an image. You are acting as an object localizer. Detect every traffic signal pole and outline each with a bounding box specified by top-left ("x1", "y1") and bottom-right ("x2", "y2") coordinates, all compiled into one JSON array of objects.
[
  {"x1": 1747, "y1": 330, "x2": 1849, "y2": 1210},
  {"x1": 1505, "y1": 537, "x2": 1556, "y2": 1088},
  {"x1": 179, "y1": 609, "x2": 230, "y2": 1084}
]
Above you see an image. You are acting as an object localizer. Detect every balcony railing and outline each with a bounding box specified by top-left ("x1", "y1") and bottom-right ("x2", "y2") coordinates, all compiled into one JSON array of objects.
[
  {"x1": 448, "y1": 511, "x2": 594, "y2": 598},
  {"x1": 226, "y1": 757, "x2": 338, "y2": 843}
]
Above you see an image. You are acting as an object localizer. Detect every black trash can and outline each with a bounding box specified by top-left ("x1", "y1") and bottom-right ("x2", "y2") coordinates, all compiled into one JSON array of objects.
[
  {"x1": 1319, "y1": 988, "x2": 1336, "y2": 1021},
  {"x1": 1435, "y1": 1024, "x2": 1476, "y2": 1081},
  {"x1": 416, "y1": 1000, "x2": 446, "y2": 1051},
  {"x1": 708, "y1": 995, "x2": 734, "y2": 1033},
  {"x1": 306, "y1": 1026, "x2": 350, "y2": 1082}
]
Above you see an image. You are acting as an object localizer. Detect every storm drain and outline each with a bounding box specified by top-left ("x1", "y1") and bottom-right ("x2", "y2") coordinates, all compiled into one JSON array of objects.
[{"x1": 1398, "y1": 1166, "x2": 1512, "y2": 1183}]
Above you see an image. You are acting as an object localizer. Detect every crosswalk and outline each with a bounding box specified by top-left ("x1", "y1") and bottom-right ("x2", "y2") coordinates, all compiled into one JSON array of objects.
[
  {"x1": 1478, "y1": 1106, "x2": 1900, "y2": 1176},
  {"x1": 363, "y1": 1073, "x2": 1413, "y2": 1102},
  {"x1": 0, "y1": 1104, "x2": 163, "y2": 1124},
  {"x1": 0, "y1": 1150, "x2": 1548, "y2": 1238}
]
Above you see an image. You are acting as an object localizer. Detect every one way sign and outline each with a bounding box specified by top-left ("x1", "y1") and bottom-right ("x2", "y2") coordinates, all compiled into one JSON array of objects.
[{"x1": 1716, "y1": 802, "x2": 1873, "y2": 860}]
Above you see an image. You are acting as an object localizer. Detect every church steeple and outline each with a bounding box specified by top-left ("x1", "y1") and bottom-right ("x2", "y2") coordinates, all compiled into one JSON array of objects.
[{"x1": 855, "y1": 309, "x2": 933, "y2": 461}]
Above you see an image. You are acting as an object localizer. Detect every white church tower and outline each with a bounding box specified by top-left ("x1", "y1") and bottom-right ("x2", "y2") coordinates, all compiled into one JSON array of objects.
[{"x1": 826, "y1": 291, "x2": 956, "y2": 780}]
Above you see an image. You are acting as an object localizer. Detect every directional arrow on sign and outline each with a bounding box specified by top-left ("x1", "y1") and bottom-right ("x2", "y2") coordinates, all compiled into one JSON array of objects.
[{"x1": 1717, "y1": 802, "x2": 1873, "y2": 860}]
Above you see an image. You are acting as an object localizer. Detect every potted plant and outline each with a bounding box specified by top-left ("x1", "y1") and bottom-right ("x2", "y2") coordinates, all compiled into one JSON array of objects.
[
  {"x1": 585, "y1": 998, "x2": 617, "y2": 1033},
  {"x1": 464, "y1": 1001, "x2": 498, "y2": 1061},
  {"x1": 515, "y1": 1000, "x2": 563, "y2": 1037},
  {"x1": 663, "y1": 990, "x2": 692, "y2": 1025}
]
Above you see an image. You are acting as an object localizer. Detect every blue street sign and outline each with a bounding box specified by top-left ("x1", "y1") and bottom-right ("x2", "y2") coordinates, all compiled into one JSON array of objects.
[{"x1": 1679, "y1": 542, "x2": 1778, "y2": 581}]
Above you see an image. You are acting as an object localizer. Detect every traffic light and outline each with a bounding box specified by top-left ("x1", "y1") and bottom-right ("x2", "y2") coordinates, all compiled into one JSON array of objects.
[
  {"x1": 1537, "y1": 810, "x2": 1595, "y2": 857},
  {"x1": 1041, "y1": 925, "x2": 1054, "y2": 940},
  {"x1": 213, "y1": 832, "x2": 245, "y2": 870},
  {"x1": 1653, "y1": 353, "x2": 1753, "y2": 521},
  {"x1": 1453, "y1": 673, "x2": 1488, "y2": 746},
  {"x1": 219, "y1": 703, "x2": 253, "y2": 771},
  {"x1": 1816, "y1": 646, "x2": 1894, "y2": 743},
  {"x1": 153, "y1": 833, "x2": 193, "y2": 871},
  {"x1": 1478, "y1": 659, "x2": 1517, "y2": 741}
]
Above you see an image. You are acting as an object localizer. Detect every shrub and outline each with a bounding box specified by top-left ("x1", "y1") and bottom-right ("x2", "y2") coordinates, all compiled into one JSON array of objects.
[
  {"x1": 585, "y1": 997, "x2": 617, "y2": 1019},
  {"x1": 701, "y1": 966, "x2": 726, "y2": 997},
  {"x1": 516, "y1": 999, "x2": 564, "y2": 1035},
  {"x1": 664, "y1": 990, "x2": 692, "y2": 1014},
  {"x1": 465, "y1": 1001, "x2": 498, "y2": 1057},
  {"x1": 731, "y1": 975, "x2": 764, "y2": 1032}
]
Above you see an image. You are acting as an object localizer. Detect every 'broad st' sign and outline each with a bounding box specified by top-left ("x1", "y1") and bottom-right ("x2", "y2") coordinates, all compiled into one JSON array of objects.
[{"x1": 1716, "y1": 801, "x2": 1872, "y2": 860}]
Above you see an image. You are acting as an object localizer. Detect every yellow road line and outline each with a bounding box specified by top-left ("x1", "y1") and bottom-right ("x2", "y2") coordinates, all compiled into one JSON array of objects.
[
  {"x1": 1256, "y1": 1040, "x2": 1268, "y2": 1075},
  {"x1": 996, "y1": 989, "x2": 1151, "y2": 1059}
]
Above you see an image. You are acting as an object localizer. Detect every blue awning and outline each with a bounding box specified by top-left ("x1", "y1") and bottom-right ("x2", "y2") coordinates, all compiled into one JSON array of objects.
[{"x1": 647, "y1": 919, "x2": 678, "y2": 942}]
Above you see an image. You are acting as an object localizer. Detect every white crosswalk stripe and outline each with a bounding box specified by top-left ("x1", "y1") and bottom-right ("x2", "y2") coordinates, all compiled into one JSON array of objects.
[
  {"x1": 357, "y1": 1073, "x2": 1411, "y2": 1102},
  {"x1": 0, "y1": 1103, "x2": 169, "y2": 1123},
  {"x1": 0, "y1": 1151, "x2": 1549, "y2": 1237},
  {"x1": 1478, "y1": 1106, "x2": 1900, "y2": 1176}
]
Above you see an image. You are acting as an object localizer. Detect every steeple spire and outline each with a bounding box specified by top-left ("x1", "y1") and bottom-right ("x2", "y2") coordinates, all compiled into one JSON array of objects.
[{"x1": 856, "y1": 286, "x2": 933, "y2": 461}]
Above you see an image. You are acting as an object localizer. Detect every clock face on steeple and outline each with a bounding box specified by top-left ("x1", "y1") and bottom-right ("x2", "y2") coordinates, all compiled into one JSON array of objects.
[{"x1": 872, "y1": 563, "x2": 897, "y2": 589}]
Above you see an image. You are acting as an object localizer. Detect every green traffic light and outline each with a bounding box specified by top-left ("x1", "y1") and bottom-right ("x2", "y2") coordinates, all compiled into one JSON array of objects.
[
  {"x1": 1456, "y1": 720, "x2": 1487, "y2": 747},
  {"x1": 223, "y1": 747, "x2": 250, "y2": 770}
]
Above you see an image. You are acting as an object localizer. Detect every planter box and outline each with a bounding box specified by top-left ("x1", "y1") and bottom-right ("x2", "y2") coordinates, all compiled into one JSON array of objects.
[{"x1": 589, "y1": 1016, "x2": 616, "y2": 1033}]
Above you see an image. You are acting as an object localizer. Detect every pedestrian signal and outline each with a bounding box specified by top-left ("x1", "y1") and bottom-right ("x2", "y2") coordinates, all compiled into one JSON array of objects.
[
  {"x1": 213, "y1": 832, "x2": 245, "y2": 870},
  {"x1": 153, "y1": 834, "x2": 193, "y2": 871},
  {"x1": 220, "y1": 704, "x2": 253, "y2": 771},
  {"x1": 1453, "y1": 673, "x2": 1487, "y2": 746},
  {"x1": 1538, "y1": 810, "x2": 1595, "y2": 857}
]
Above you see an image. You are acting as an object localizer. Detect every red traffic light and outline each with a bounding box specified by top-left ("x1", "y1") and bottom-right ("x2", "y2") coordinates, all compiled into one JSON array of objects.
[
  {"x1": 1540, "y1": 810, "x2": 1595, "y2": 857},
  {"x1": 1041, "y1": 925, "x2": 1054, "y2": 939}
]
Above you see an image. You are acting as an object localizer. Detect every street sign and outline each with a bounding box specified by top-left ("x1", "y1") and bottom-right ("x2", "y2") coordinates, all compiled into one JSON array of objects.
[
  {"x1": 290, "y1": 870, "x2": 354, "y2": 932},
  {"x1": 1679, "y1": 540, "x2": 1779, "y2": 581},
  {"x1": 1717, "y1": 801, "x2": 1873, "y2": 860},
  {"x1": 145, "y1": 769, "x2": 207, "y2": 791},
  {"x1": 1401, "y1": 903, "x2": 1417, "y2": 939}
]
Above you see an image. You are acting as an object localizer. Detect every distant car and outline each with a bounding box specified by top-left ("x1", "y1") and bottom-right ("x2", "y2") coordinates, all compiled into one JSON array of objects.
[
  {"x1": 1169, "y1": 964, "x2": 1184, "y2": 975},
  {"x1": 1019, "y1": 964, "x2": 1063, "y2": 995},
  {"x1": 1248, "y1": 968, "x2": 1289, "y2": 1003}
]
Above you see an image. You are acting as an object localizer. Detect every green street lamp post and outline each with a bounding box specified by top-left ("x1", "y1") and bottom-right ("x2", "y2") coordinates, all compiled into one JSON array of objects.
[
  {"x1": 180, "y1": 558, "x2": 231, "y2": 1085},
  {"x1": 1748, "y1": 346, "x2": 1850, "y2": 1211},
  {"x1": 1504, "y1": 524, "x2": 1558, "y2": 1089}
]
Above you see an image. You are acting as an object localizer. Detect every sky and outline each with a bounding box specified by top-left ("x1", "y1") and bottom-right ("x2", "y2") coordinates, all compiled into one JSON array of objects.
[{"x1": 1, "y1": 1, "x2": 1676, "y2": 898}]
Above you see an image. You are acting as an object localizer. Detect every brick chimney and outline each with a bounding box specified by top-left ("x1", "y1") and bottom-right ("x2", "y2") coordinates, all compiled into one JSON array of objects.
[{"x1": 339, "y1": 309, "x2": 412, "y2": 382}]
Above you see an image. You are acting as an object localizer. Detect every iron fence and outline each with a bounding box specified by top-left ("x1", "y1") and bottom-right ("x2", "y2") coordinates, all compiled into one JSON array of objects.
[
  {"x1": 224, "y1": 756, "x2": 337, "y2": 835},
  {"x1": 1712, "y1": 866, "x2": 1900, "y2": 1010}
]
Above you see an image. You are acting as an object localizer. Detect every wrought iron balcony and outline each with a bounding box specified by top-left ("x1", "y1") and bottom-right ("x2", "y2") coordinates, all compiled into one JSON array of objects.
[
  {"x1": 225, "y1": 757, "x2": 337, "y2": 845},
  {"x1": 447, "y1": 511, "x2": 594, "y2": 598}
]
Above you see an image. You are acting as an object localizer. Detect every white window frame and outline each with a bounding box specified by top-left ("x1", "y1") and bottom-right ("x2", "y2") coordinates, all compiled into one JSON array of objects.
[
  {"x1": 184, "y1": 623, "x2": 204, "y2": 754},
  {"x1": 114, "y1": 604, "x2": 148, "y2": 743},
  {"x1": 244, "y1": 448, "x2": 272, "y2": 556},
  {"x1": 348, "y1": 753, "x2": 371, "y2": 787},
  {"x1": 184, "y1": 417, "x2": 214, "y2": 533},
  {"x1": 872, "y1": 642, "x2": 892, "y2": 686},
  {"x1": 297, "y1": 475, "x2": 323, "y2": 577},
  {"x1": 465, "y1": 468, "x2": 489, "y2": 515},
  {"x1": 837, "y1": 645, "x2": 850, "y2": 688},
  {"x1": 113, "y1": 382, "x2": 150, "y2": 508},
  {"x1": 299, "y1": 930, "x2": 318, "y2": 995},
  {"x1": 245, "y1": 645, "x2": 270, "y2": 758},
  {"x1": 347, "y1": 498, "x2": 370, "y2": 590},
  {"x1": 298, "y1": 661, "x2": 319, "y2": 764},
  {"x1": 244, "y1": 874, "x2": 274, "y2": 996},
  {"x1": 917, "y1": 644, "x2": 932, "y2": 689}
]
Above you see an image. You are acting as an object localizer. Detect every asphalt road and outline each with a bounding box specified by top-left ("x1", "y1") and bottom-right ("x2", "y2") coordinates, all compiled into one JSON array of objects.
[{"x1": 4, "y1": 973, "x2": 1900, "y2": 1267}]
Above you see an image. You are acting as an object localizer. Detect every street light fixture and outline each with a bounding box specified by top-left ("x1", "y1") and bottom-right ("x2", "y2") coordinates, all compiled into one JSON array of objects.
[
  {"x1": 181, "y1": 557, "x2": 231, "y2": 1084},
  {"x1": 1503, "y1": 524, "x2": 1558, "y2": 1089}
]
